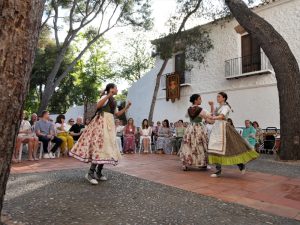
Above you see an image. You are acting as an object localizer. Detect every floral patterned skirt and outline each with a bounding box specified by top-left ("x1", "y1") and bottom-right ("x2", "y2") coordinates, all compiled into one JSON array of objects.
[
  {"x1": 179, "y1": 123, "x2": 208, "y2": 167},
  {"x1": 123, "y1": 135, "x2": 136, "y2": 153},
  {"x1": 156, "y1": 137, "x2": 173, "y2": 154},
  {"x1": 69, "y1": 112, "x2": 121, "y2": 165}
]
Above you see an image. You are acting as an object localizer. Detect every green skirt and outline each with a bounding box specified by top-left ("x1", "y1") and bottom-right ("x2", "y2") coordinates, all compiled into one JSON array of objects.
[{"x1": 208, "y1": 122, "x2": 259, "y2": 165}]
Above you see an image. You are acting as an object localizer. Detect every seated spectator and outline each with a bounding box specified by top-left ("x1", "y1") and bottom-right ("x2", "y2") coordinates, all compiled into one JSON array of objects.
[
  {"x1": 253, "y1": 121, "x2": 264, "y2": 151},
  {"x1": 140, "y1": 119, "x2": 152, "y2": 153},
  {"x1": 67, "y1": 118, "x2": 75, "y2": 130},
  {"x1": 13, "y1": 112, "x2": 39, "y2": 162},
  {"x1": 115, "y1": 119, "x2": 124, "y2": 154},
  {"x1": 173, "y1": 120, "x2": 186, "y2": 153},
  {"x1": 242, "y1": 120, "x2": 257, "y2": 148},
  {"x1": 29, "y1": 113, "x2": 38, "y2": 126},
  {"x1": 123, "y1": 118, "x2": 136, "y2": 154},
  {"x1": 35, "y1": 110, "x2": 63, "y2": 159},
  {"x1": 153, "y1": 121, "x2": 161, "y2": 143},
  {"x1": 55, "y1": 114, "x2": 74, "y2": 155},
  {"x1": 156, "y1": 119, "x2": 172, "y2": 154},
  {"x1": 69, "y1": 117, "x2": 85, "y2": 141},
  {"x1": 170, "y1": 122, "x2": 176, "y2": 136},
  {"x1": 85, "y1": 118, "x2": 91, "y2": 126}
]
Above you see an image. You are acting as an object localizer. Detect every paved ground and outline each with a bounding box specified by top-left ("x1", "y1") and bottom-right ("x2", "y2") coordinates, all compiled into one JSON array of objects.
[
  {"x1": 4, "y1": 154, "x2": 300, "y2": 225},
  {"x1": 242, "y1": 154, "x2": 300, "y2": 178},
  {"x1": 4, "y1": 168, "x2": 300, "y2": 225}
]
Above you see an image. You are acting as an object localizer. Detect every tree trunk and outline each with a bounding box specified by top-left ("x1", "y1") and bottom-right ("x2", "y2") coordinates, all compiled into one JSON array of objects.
[
  {"x1": 38, "y1": 85, "x2": 55, "y2": 115},
  {"x1": 148, "y1": 59, "x2": 169, "y2": 123},
  {"x1": 147, "y1": 0, "x2": 203, "y2": 124},
  {"x1": 225, "y1": 0, "x2": 300, "y2": 160},
  {"x1": 0, "y1": 0, "x2": 45, "y2": 218}
]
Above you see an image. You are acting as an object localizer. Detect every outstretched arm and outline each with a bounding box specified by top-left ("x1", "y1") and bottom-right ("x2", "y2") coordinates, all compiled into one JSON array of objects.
[{"x1": 212, "y1": 114, "x2": 225, "y2": 121}]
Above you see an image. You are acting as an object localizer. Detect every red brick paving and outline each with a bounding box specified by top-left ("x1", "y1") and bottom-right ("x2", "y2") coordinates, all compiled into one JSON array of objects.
[{"x1": 11, "y1": 154, "x2": 300, "y2": 220}]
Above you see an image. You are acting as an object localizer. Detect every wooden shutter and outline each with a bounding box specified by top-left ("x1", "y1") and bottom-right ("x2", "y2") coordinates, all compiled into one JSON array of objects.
[
  {"x1": 241, "y1": 34, "x2": 261, "y2": 73},
  {"x1": 175, "y1": 53, "x2": 185, "y2": 84}
]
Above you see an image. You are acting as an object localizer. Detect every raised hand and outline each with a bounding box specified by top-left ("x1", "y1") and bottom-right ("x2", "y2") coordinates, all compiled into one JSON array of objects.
[{"x1": 126, "y1": 101, "x2": 132, "y2": 108}]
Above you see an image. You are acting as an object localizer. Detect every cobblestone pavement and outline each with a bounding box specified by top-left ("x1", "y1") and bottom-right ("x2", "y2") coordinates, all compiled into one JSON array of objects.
[{"x1": 4, "y1": 169, "x2": 300, "y2": 225}]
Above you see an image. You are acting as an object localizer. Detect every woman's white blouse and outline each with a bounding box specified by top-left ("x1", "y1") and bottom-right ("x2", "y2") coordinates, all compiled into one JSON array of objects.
[
  {"x1": 55, "y1": 123, "x2": 68, "y2": 133},
  {"x1": 141, "y1": 127, "x2": 152, "y2": 136},
  {"x1": 216, "y1": 105, "x2": 231, "y2": 119}
]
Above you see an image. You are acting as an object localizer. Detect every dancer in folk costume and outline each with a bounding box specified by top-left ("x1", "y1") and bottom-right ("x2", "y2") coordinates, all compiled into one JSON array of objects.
[
  {"x1": 69, "y1": 83, "x2": 132, "y2": 184},
  {"x1": 208, "y1": 92, "x2": 259, "y2": 178},
  {"x1": 179, "y1": 94, "x2": 213, "y2": 171}
]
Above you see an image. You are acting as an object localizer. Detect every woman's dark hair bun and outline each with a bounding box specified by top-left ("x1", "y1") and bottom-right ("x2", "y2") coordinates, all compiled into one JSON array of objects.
[{"x1": 190, "y1": 94, "x2": 200, "y2": 104}]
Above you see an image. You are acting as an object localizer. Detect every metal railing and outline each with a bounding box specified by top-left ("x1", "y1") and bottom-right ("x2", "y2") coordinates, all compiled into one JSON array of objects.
[{"x1": 225, "y1": 51, "x2": 273, "y2": 78}]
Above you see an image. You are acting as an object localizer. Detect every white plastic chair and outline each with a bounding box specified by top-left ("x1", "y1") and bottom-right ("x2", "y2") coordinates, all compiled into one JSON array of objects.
[
  {"x1": 236, "y1": 128, "x2": 244, "y2": 136},
  {"x1": 139, "y1": 136, "x2": 152, "y2": 154},
  {"x1": 18, "y1": 143, "x2": 28, "y2": 162},
  {"x1": 39, "y1": 141, "x2": 61, "y2": 159},
  {"x1": 116, "y1": 136, "x2": 123, "y2": 153}
]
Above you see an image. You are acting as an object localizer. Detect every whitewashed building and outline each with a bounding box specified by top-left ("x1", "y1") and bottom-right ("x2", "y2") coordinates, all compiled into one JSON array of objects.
[{"x1": 127, "y1": 0, "x2": 300, "y2": 128}]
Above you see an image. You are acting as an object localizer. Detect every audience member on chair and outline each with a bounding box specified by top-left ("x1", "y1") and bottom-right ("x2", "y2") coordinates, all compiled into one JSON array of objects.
[
  {"x1": 69, "y1": 117, "x2": 85, "y2": 141},
  {"x1": 173, "y1": 120, "x2": 185, "y2": 153},
  {"x1": 13, "y1": 112, "x2": 39, "y2": 163},
  {"x1": 156, "y1": 119, "x2": 172, "y2": 154},
  {"x1": 35, "y1": 110, "x2": 63, "y2": 159},
  {"x1": 55, "y1": 114, "x2": 74, "y2": 156},
  {"x1": 140, "y1": 119, "x2": 152, "y2": 153},
  {"x1": 29, "y1": 113, "x2": 38, "y2": 126},
  {"x1": 115, "y1": 119, "x2": 124, "y2": 154},
  {"x1": 123, "y1": 118, "x2": 136, "y2": 154},
  {"x1": 242, "y1": 120, "x2": 257, "y2": 148}
]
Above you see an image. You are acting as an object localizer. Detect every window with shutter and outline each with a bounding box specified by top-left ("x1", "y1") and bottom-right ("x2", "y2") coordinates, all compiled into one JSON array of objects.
[
  {"x1": 241, "y1": 34, "x2": 261, "y2": 73},
  {"x1": 175, "y1": 53, "x2": 185, "y2": 84}
]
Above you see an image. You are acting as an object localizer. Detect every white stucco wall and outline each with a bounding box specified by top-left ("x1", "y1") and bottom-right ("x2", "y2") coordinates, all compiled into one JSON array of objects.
[
  {"x1": 50, "y1": 105, "x2": 84, "y2": 122},
  {"x1": 127, "y1": 0, "x2": 300, "y2": 128}
]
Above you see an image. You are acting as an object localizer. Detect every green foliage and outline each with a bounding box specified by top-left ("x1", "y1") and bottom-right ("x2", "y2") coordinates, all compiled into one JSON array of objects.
[
  {"x1": 25, "y1": 28, "x2": 76, "y2": 114},
  {"x1": 48, "y1": 75, "x2": 79, "y2": 113},
  {"x1": 36, "y1": 0, "x2": 154, "y2": 113},
  {"x1": 25, "y1": 29, "x2": 112, "y2": 114},
  {"x1": 72, "y1": 41, "x2": 112, "y2": 107},
  {"x1": 114, "y1": 35, "x2": 154, "y2": 83},
  {"x1": 115, "y1": 89, "x2": 128, "y2": 102},
  {"x1": 153, "y1": 0, "x2": 214, "y2": 67}
]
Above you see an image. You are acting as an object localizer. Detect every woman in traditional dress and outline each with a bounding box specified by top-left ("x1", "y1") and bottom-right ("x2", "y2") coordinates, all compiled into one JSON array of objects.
[
  {"x1": 179, "y1": 94, "x2": 212, "y2": 171},
  {"x1": 208, "y1": 92, "x2": 259, "y2": 178},
  {"x1": 156, "y1": 119, "x2": 172, "y2": 154},
  {"x1": 69, "y1": 83, "x2": 132, "y2": 185},
  {"x1": 123, "y1": 118, "x2": 136, "y2": 154}
]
